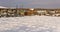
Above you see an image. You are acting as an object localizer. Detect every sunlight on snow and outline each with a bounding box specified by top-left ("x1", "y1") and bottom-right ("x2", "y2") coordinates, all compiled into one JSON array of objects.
[{"x1": 0, "y1": 16, "x2": 60, "y2": 32}]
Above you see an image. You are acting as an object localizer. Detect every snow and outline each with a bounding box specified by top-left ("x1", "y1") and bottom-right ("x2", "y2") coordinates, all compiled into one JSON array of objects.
[
  {"x1": 0, "y1": 6, "x2": 7, "y2": 8},
  {"x1": 0, "y1": 16, "x2": 60, "y2": 32}
]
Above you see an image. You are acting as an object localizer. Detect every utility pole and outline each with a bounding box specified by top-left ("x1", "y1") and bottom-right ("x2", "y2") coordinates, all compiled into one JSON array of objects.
[
  {"x1": 22, "y1": 4, "x2": 23, "y2": 9},
  {"x1": 15, "y1": 4, "x2": 18, "y2": 17},
  {"x1": 16, "y1": 4, "x2": 18, "y2": 9},
  {"x1": 20, "y1": 4, "x2": 25, "y2": 16}
]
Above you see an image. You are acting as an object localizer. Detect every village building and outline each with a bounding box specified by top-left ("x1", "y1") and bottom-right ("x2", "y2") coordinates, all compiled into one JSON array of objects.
[
  {"x1": 0, "y1": 8, "x2": 60, "y2": 17},
  {"x1": 34, "y1": 8, "x2": 48, "y2": 16}
]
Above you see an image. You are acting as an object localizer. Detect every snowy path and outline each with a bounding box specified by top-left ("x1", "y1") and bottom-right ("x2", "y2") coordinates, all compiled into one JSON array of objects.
[{"x1": 0, "y1": 16, "x2": 60, "y2": 32}]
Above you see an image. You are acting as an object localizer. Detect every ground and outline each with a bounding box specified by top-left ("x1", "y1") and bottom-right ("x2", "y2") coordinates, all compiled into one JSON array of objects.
[{"x1": 0, "y1": 16, "x2": 60, "y2": 32}]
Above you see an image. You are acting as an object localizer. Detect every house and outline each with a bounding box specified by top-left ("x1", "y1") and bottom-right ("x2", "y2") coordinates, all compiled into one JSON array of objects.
[
  {"x1": 0, "y1": 8, "x2": 60, "y2": 17},
  {"x1": 34, "y1": 8, "x2": 47, "y2": 16}
]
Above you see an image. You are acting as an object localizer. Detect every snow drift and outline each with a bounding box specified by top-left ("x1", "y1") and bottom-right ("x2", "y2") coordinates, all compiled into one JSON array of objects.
[
  {"x1": 0, "y1": 16, "x2": 60, "y2": 32},
  {"x1": 0, "y1": 6, "x2": 7, "y2": 8}
]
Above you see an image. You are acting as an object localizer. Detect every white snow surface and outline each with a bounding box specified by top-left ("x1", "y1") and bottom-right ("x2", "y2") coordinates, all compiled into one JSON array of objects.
[
  {"x1": 0, "y1": 6, "x2": 7, "y2": 8},
  {"x1": 0, "y1": 16, "x2": 60, "y2": 32}
]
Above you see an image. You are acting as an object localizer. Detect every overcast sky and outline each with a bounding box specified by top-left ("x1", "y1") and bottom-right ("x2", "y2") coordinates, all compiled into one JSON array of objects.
[{"x1": 0, "y1": 0, "x2": 60, "y2": 8}]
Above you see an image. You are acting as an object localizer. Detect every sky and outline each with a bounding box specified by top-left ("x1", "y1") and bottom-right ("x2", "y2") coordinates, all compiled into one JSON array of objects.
[{"x1": 0, "y1": 0, "x2": 60, "y2": 8}]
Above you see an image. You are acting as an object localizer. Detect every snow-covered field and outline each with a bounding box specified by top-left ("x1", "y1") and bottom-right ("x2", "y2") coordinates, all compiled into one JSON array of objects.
[{"x1": 0, "y1": 16, "x2": 60, "y2": 32}]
